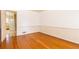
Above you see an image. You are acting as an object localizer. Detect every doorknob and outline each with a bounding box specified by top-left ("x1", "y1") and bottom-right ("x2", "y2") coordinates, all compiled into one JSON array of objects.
[{"x1": 6, "y1": 28, "x2": 10, "y2": 30}]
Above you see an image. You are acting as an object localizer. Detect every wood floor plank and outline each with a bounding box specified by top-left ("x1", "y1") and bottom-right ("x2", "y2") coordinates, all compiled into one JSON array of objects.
[{"x1": 1, "y1": 32, "x2": 79, "y2": 49}]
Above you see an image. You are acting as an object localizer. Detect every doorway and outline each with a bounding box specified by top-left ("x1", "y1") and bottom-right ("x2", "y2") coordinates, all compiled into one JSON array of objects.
[
  {"x1": 5, "y1": 11, "x2": 16, "y2": 48},
  {"x1": 5, "y1": 11, "x2": 16, "y2": 37},
  {"x1": 0, "y1": 10, "x2": 16, "y2": 48}
]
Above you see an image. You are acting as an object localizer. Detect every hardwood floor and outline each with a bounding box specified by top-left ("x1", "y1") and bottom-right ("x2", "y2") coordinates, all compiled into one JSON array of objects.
[{"x1": 1, "y1": 32, "x2": 79, "y2": 49}]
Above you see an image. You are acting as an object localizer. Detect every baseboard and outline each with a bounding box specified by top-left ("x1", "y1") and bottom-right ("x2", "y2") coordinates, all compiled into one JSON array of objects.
[
  {"x1": 39, "y1": 32, "x2": 79, "y2": 45},
  {"x1": 16, "y1": 25, "x2": 79, "y2": 44},
  {"x1": 40, "y1": 26, "x2": 79, "y2": 44},
  {"x1": 17, "y1": 25, "x2": 40, "y2": 36},
  {"x1": 16, "y1": 32, "x2": 79, "y2": 45}
]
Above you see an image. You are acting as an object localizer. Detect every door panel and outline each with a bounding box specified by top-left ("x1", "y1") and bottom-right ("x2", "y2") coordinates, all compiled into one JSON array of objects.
[{"x1": 5, "y1": 11, "x2": 16, "y2": 37}]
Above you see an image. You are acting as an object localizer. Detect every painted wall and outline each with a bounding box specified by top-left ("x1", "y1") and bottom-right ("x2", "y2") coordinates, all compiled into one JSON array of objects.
[
  {"x1": 17, "y1": 10, "x2": 79, "y2": 44},
  {"x1": 40, "y1": 10, "x2": 79, "y2": 44},
  {"x1": 40, "y1": 10, "x2": 79, "y2": 29},
  {"x1": 17, "y1": 11, "x2": 40, "y2": 36},
  {"x1": 40, "y1": 26, "x2": 79, "y2": 44}
]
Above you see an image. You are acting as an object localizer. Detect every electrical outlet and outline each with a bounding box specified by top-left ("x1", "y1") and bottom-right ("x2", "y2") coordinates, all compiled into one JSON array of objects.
[{"x1": 22, "y1": 32, "x2": 26, "y2": 34}]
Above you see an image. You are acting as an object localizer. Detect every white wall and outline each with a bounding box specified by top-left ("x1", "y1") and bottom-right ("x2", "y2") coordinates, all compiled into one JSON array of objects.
[
  {"x1": 41, "y1": 26, "x2": 79, "y2": 44},
  {"x1": 40, "y1": 10, "x2": 79, "y2": 44},
  {"x1": 17, "y1": 10, "x2": 79, "y2": 44},
  {"x1": 40, "y1": 10, "x2": 79, "y2": 29},
  {"x1": 17, "y1": 11, "x2": 40, "y2": 36}
]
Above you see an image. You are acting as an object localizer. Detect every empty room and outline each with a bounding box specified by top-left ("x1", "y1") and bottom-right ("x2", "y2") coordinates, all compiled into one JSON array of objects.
[{"x1": 0, "y1": 10, "x2": 79, "y2": 49}]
